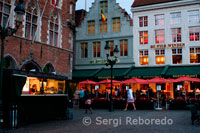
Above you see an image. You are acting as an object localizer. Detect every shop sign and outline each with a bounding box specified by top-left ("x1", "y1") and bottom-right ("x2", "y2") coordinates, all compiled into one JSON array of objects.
[
  {"x1": 150, "y1": 43, "x2": 185, "y2": 49},
  {"x1": 90, "y1": 58, "x2": 120, "y2": 64}
]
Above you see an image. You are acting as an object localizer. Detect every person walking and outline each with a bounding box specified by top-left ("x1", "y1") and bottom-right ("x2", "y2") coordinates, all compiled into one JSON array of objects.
[
  {"x1": 124, "y1": 86, "x2": 136, "y2": 111},
  {"x1": 85, "y1": 89, "x2": 92, "y2": 114}
]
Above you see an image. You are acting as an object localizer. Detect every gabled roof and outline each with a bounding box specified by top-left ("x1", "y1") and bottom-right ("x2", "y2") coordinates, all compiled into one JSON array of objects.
[{"x1": 132, "y1": 0, "x2": 182, "y2": 7}]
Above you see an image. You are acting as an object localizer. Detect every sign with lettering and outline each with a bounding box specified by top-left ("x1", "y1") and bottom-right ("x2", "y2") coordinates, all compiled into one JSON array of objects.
[
  {"x1": 90, "y1": 58, "x2": 120, "y2": 64},
  {"x1": 150, "y1": 43, "x2": 185, "y2": 49}
]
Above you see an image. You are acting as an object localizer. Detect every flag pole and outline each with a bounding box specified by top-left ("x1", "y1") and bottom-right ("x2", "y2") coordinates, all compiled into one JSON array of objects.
[
  {"x1": 85, "y1": 0, "x2": 87, "y2": 11},
  {"x1": 32, "y1": 0, "x2": 49, "y2": 43}
]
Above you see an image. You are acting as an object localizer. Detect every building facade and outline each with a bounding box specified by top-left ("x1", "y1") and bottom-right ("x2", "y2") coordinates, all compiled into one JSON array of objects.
[
  {"x1": 0, "y1": 0, "x2": 76, "y2": 79},
  {"x1": 132, "y1": 0, "x2": 200, "y2": 67},
  {"x1": 75, "y1": 0, "x2": 133, "y2": 70}
]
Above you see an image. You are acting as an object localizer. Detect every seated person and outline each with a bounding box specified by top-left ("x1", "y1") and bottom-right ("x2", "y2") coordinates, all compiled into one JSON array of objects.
[{"x1": 31, "y1": 84, "x2": 37, "y2": 94}]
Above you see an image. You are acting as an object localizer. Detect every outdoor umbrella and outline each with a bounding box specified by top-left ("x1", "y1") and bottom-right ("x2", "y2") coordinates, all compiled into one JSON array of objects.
[
  {"x1": 174, "y1": 76, "x2": 200, "y2": 82},
  {"x1": 98, "y1": 79, "x2": 121, "y2": 84},
  {"x1": 122, "y1": 77, "x2": 147, "y2": 84},
  {"x1": 147, "y1": 77, "x2": 169, "y2": 84},
  {"x1": 79, "y1": 80, "x2": 97, "y2": 84}
]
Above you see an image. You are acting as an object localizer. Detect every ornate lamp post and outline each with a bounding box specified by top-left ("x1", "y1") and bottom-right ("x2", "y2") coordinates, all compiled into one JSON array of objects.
[
  {"x1": 104, "y1": 41, "x2": 119, "y2": 112},
  {"x1": 0, "y1": 0, "x2": 25, "y2": 121}
]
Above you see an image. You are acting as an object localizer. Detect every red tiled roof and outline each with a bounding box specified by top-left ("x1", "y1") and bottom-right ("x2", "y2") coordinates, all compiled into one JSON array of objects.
[{"x1": 132, "y1": 0, "x2": 182, "y2": 7}]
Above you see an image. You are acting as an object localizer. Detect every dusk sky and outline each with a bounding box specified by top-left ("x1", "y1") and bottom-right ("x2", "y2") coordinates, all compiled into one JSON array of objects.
[{"x1": 76, "y1": 0, "x2": 134, "y2": 16}]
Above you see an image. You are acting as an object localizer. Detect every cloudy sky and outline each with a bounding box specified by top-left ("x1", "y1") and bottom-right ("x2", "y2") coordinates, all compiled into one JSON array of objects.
[{"x1": 76, "y1": 0, "x2": 133, "y2": 16}]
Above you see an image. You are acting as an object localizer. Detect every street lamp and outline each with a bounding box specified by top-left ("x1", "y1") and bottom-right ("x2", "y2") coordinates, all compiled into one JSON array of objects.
[
  {"x1": 104, "y1": 41, "x2": 119, "y2": 112},
  {"x1": 0, "y1": 0, "x2": 25, "y2": 121}
]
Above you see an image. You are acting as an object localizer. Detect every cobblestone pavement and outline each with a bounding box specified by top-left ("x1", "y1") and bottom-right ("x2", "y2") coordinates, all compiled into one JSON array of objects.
[{"x1": 2, "y1": 105, "x2": 200, "y2": 133}]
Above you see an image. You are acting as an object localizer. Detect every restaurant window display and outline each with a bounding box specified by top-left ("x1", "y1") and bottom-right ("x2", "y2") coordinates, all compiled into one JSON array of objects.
[{"x1": 22, "y1": 77, "x2": 65, "y2": 95}]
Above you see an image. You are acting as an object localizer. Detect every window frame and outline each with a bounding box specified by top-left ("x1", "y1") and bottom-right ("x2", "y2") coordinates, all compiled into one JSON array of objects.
[
  {"x1": 189, "y1": 27, "x2": 200, "y2": 41},
  {"x1": 171, "y1": 28, "x2": 182, "y2": 42},
  {"x1": 93, "y1": 42, "x2": 101, "y2": 58},
  {"x1": 120, "y1": 40, "x2": 128, "y2": 57},
  {"x1": 155, "y1": 14, "x2": 164, "y2": 26},
  {"x1": 112, "y1": 17, "x2": 120, "y2": 32},
  {"x1": 172, "y1": 48, "x2": 182, "y2": 64},
  {"x1": 80, "y1": 43, "x2": 88, "y2": 58},
  {"x1": 155, "y1": 49, "x2": 165, "y2": 64},
  {"x1": 170, "y1": 12, "x2": 181, "y2": 25},
  {"x1": 88, "y1": 20, "x2": 95, "y2": 34},
  {"x1": 139, "y1": 16, "x2": 148, "y2": 27},
  {"x1": 139, "y1": 31, "x2": 148, "y2": 45},
  {"x1": 139, "y1": 50, "x2": 149, "y2": 65},
  {"x1": 190, "y1": 47, "x2": 200, "y2": 63},
  {"x1": 155, "y1": 29, "x2": 165, "y2": 44}
]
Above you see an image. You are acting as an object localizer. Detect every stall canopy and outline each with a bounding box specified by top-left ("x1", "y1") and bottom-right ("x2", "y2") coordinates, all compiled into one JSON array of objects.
[
  {"x1": 122, "y1": 77, "x2": 147, "y2": 84},
  {"x1": 98, "y1": 79, "x2": 121, "y2": 84},
  {"x1": 79, "y1": 80, "x2": 97, "y2": 84},
  {"x1": 174, "y1": 76, "x2": 200, "y2": 82},
  {"x1": 147, "y1": 77, "x2": 169, "y2": 84}
]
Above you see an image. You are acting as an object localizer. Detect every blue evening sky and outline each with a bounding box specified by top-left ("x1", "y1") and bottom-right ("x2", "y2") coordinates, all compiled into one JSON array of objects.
[{"x1": 76, "y1": 0, "x2": 134, "y2": 16}]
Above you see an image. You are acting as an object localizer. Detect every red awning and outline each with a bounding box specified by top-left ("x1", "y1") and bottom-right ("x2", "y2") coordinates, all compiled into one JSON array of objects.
[
  {"x1": 79, "y1": 80, "x2": 97, "y2": 84},
  {"x1": 98, "y1": 79, "x2": 121, "y2": 84},
  {"x1": 147, "y1": 77, "x2": 169, "y2": 84},
  {"x1": 122, "y1": 77, "x2": 147, "y2": 84},
  {"x1": 174, "y1": 76, "x2": 200, "y2": 82}
]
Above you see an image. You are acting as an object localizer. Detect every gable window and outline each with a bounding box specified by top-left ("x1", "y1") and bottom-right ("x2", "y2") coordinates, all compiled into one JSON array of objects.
[
  {"x1": 100, "y1": 20, "x2": 107, "y2": 33},
  {"x1": 155, "y1": 49, "x2": 165, "y2": 64},
  {"x1": 93, "y1": 42, "x2": 101, "y2": 58},
  {"x1": 155, "y1": 29, "x2": 165, "y2": 43},
  {"x1": 172, "y1": 48, "x2": 182, "y2": 64},
  {"x1": 190, "y1": 47, "x2": 200, "y2": 63},
  {"x1": 81, "y1": 43, "x2": 88, "y2": 58},
  {"x1": 0, "y1": 1, "x2": 11, "y2": 27},
  {"x1": 88, "y1": 21, "x2": 95, "y2": 34},
  {"x1": 100, "y1": 1, "x2": 108, "y2": 13},
  {"x1": 170, "y1": 12, "x2": 181, "y2": 25},
  {"x1": 189, "y1": 27, "x2": 200, "y2": 41},
  {"x1": 113, "y1": 18, "x2": 120, "y2": 32},
  {"x1": 139, "y1": 31, "x2": 148, "y2": 45},
  {"x1": 188, "y1": 10, "x2": 199, "y2": 23},
  {"x1": 120, "y1": 40, "x2": 128, "y2": 56},
  {"x1": 171, "y1": 28, "x2": 181, "y2": 42},
  {"x1": 139, "y1": 50, "x2": 149, "y2": 65},
  {"x1": 49, "y1": 16, "x2": 58, "y2": 46},
  {"x1": 155, "y1": 14, "x2": 164, "y2": 26},
  {"x1": 139, "y1": 16, "x2": 148, "y2": 27}
]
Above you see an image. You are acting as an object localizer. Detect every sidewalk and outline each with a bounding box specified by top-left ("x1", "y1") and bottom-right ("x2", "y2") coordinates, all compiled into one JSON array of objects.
[{"x1": 2, "y1": 105, "x2": 200, "y2": 133}]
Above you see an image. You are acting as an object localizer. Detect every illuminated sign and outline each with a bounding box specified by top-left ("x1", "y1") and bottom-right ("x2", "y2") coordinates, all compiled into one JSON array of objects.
[{"x1": 150, "y1": 43, "x2": 185, "y2": 49}]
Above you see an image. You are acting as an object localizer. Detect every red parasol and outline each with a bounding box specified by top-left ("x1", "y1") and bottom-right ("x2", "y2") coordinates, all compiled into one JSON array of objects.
[
  {"x1": 147, "y1": 77, "x2": 168, "y2": 84},
  {"x1": 174, "y1": 76, "x2": 200, "y2": 82},
  {"x1": 98, "y1": 79, "x2": 121, "y2": 84},
  {"x1": 79, "y1": 80, "x2": 97, "y2": 84},
  {"x1": 122, "y1": 77, "x2": 147, "y2": 84}
]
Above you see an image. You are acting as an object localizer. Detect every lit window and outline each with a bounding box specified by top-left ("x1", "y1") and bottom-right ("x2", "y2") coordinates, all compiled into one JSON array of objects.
[
  {"x1": 155, "y1": 49, "x2": 165, "y2": 64},
  {"x1": 171, "y1": 28, "x2": 181, "y2": 42},
  {"x1": 188, "y1": 10, "x2": 199, "y2": 23},
  {"x1": 140, "y1": 31, "x2": 148, "y2": 44},
  {"x1": 170, "y1": 12, "x2": 181, "y2": 24},
  {"x1": 139, "y1": 50, "x2": 149, "y2": 65},
  {"x1": 88, "y1": 21, "x2": 95, "y2": 34},
  {"x1": 49, "y1": 16, "x2": 59, "y2": 47},
  {"x1": 0, "y1": 1, "x2": 11, "y2": 27},
  {"x1": 172, "y1": 48, "x2": 182, "y2": 64},
  {"x1": 189, "y1": 27, "x2": 200, "y2": 41},
  {"x1": 139, "y1": 16, "x2": 148, "y2": 27},
  {"x1": 81, "y1": 43, "x2": 88, "y2": 58},
  {"x1": 120, "y1": 40, "x2": 128, "y2": 56},
  {"x1": 93, "y1": 42, "x2": 101, "y2": 58},
  {"x1": 155, "y1": 14, "x2": 164, "y2": 26},
  {"x1": 190, "y1": 47, "x2": 200, "y2": 63},
  {"x1": 106, "y1": 41, "x2": 114, "y2": 57},
  {"x1": 100, "y1": 20, "x2": 107, "y2": 33},
  {"x1": 155, "y1": 29, "x2": 165, "y2": 43},
  {"x1": 100, "y1": 1, "x2": 108, "y2": 13},
  {"x1": 113, "y1": 18, "x2": 120, "y2": 32}
]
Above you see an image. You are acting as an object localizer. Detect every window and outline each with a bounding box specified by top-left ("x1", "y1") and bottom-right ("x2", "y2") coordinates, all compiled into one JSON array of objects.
[
  {"x1": 170, "y1": 12, "x2": 181, "y2": 24},
  {"x1": 171, "y1": 28, "x2": 181, "y2": 42},
  {"x1": 113, "y1": 18, "x2": 120, "y2": 32},
  {"x1": 155, "y1": 14, "x2": 164, "y2": 26},
  {"x1": 70, "y1": 4, "x2": 73, "y2": 15},
  {"x1": 188, "y1": 10, "x2": 199, "y2": 23},
  {"x1": 120, "y1": 40, "x2": 128, "y2": 56},
  {"x1": 88, "y1": 21, "x2": 95, "y2": 34},
  {"x1": 172, "y1": 48, "x2": 182, "y2": 64},
  {"x1": 139, "y1": 16, "x2": 148, "y2": 27},
  {"x1": 107, "y1": 41, "x2": 114, "y2": 57},
  {"x1": 25, "y1": 12, "x2": 38, "y2": 40},
  {"x1": 100, "y1": 1, "x2": 108, "y2": 13},
  {"x1": 190, "y1": 47, "x2": 200, "y2": 63},
  {"x1": 139, "y1": 31, "x2": 148, "y2": 44},
  {"x1": 189, "y1": 27, "x2": 200, "y2": 41},
  {"x1": 81, "y1": 43, "x2": 88, "y2": 58},
  {"x1": 49, "y1": 17, "x2": 58, "y2": 46},
  {"x1": 139, "y1": 50, "x2": 149, "y2": 65},
  {"x1": 155, "y1": 49, "x2": 165, "y2": 64},
  {"x1": 93, "y1": 42, "x2": 101, "y2": 58},
  {"x1": 155, "y1": 29, "x2": 165, "y2": 43},
  {"x1": 100, "y1": 20, "x2": 107, "y2": 33},
  {"x1": 0, "y1": 1, "x2": 11, "y2": 27}
]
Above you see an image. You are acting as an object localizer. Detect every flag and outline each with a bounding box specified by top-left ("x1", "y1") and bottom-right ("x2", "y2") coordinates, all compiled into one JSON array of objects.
[
  {"x1": 101, "y1": 10, "x2": 106, "y2": 23},
  {"x1": 52, "y1": 0, "x2": 57, "y2": 8}
]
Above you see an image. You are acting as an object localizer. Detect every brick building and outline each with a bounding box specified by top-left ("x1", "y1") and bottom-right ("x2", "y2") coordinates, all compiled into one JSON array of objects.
[{"x1": 1, "y1": 0, "x2": 76, "y2": 79}]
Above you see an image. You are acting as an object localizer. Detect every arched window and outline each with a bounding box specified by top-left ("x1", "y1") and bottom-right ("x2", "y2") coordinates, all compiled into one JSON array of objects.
[
  {"x1": 43, "y1": 63, "x2": 55, "y2": 73},
  {"x1": 25, "y1": 0, "x2": 39, "y2": 40},
  {"x1": 3, "y1": 55, "x2": 17, "y2": 69},
  {"x1": 21, "y1": 60, "x2": 42, "y2": 72},
  {"x1": 0, "y1": 0, "x2": 11, "y2": 27}
]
